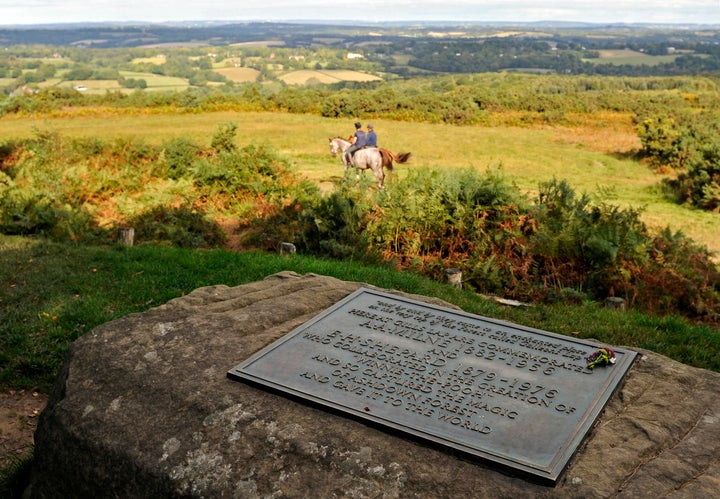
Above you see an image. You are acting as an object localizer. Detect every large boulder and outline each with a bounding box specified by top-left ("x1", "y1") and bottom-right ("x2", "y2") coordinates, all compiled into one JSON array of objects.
[{"x1": 28, "y1": 272, "x2": 720, "y2": 498}]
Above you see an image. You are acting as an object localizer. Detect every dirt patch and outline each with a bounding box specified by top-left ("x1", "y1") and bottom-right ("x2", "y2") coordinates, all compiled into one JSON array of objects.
[
  {"x1": 217, "y1": 217, "x2": 251, "y2": 252},
  {"x1": 0, "y1": 390, "x2": 48, "y2": 470}
]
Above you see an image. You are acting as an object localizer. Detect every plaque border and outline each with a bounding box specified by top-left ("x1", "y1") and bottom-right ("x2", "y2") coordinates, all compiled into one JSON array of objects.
[{"x1": 228, "y1": 287, "x2": 637, "y2": 485}]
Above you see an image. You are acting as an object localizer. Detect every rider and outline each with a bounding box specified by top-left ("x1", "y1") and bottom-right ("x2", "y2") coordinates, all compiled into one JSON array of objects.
[
  {"x1": 366, "y1": 123, "x2": 377, "y2": 148},
  {"x1": 344, "y1": 121, "x2": 366, "y2": 164}
]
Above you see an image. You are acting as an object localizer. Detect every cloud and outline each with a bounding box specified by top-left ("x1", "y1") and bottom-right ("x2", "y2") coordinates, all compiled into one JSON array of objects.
[{"x1": 1, "y1": 1, "x2": 718, "y2": 26}]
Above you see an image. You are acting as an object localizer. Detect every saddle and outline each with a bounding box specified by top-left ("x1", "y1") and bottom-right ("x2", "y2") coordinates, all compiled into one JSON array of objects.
[{"x1": 345, "y1": 145, "x2": 367, "y2": 161}]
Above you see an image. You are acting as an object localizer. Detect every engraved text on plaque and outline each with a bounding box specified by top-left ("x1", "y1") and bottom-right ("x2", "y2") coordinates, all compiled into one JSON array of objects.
[{"x1": 228, "y1": 288, "x2": 637, "y2": 484}]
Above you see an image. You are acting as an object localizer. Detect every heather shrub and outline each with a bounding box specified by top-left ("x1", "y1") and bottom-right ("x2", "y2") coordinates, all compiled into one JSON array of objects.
[
  {"x1": 529, "y1": 179, "x2": 650, "y2": 299},
  {"x1": 131, "y1": 204, "x2": 227, "y2": 249},
  {"x1": 292, "y1": 168, "x2": 718, "y2": 321},
  {"x1": 0, "y1": 184, "x2": 101, "y2": 241},
  {"x1": 162, "y1": 136, "x2": 201, "y2": 179},
  {"x1": 624, "y1": 228, "x2": 719, "y2": 319},
  {"x1": 364, "y1": 166, "x2": 526, "y2": 279},
  {"x1": 0, "y1": 187, "x2": 60, "y2": 235},
  {"x1": 210, "y1": 122, "x2": 239, "y2": 153},
  {"x1": 192, "y1": 142, "x2": 316, "y2": 213},
  {"x1": 637, "y1": 112, "x2": 720, "y2": 211},
  {"x1": 295, "y1": 182, "x2": 374, "y2": 258}
]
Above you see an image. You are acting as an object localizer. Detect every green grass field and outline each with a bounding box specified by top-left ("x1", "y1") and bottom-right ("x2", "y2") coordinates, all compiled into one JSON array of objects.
[
  {"x1": 0, "y1": 110, "x2": 717, "y2": 256},
  {"x1": 130, "y1": 56, "x2": 167, "y2": 65},
  {"x1": 119, "y1": 71, "x2": 191, "y2": 90},
  {"x1": 7, "y1": 68, "x2": 382, "y2": 94},
  {"x1": 53, "y1": 79, "x2": 124, "y2": 93},
  {"x1": 31, "y1": 72, "x2": 192, "y2": 94},
  {"x1": 585, "y1": 49, "x2": 698, "y2": 66}
]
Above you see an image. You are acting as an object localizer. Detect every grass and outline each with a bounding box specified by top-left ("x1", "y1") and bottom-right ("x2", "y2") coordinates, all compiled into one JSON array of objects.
[
  {"x1": 0, "y1": 110, "x2": 716, "y2": 255},
  {"x1": 6, "y1": 68, "x2": 379, "y2": 95},
  {"x1": 30, "y1": 72, "x2": 192, "y2": 95},
  {"x1": 54, "y1": 79, "x2": 124, "y2": 93},
  {"x1": 587, "y1": 50, "x2": 684, "y2": 66},
  {"x1": 212, "y1": 67, "x2": 261, "y2": 83},
  {"x1": 279, "y1": 70, "x2": 382, "y2": 85},
  {"x1": 118, "y1": 71, "x2": 191, "y2": 89},
  {"x1": 1, "y1": 233, "x2": 718, "y2": 398},
  {"x1": 131, "y1": 56, "x2": 167, "y2": 65}
]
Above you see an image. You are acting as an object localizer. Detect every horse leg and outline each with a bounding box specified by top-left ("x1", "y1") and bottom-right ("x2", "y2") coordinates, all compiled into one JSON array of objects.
[
  {"x1": 342, "y1": 154, "x2": 352, "y2": 182},
  {"x1": 373, "y1": 165, "x2": 384, "y2": 188}
]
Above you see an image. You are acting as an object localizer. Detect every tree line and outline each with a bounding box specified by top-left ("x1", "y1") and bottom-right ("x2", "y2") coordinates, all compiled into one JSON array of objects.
[{"x1": 1, "y1": 23, "x2": 719, "y2": 83}]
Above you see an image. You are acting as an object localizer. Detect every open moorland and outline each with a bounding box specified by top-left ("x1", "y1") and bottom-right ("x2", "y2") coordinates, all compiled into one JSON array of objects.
[
  {"x1": 1, "y1": 110, "x2": 717, "y2": 256},
  {"x1": 1, "y1": 23, "x2": 720, "y2": 494}
]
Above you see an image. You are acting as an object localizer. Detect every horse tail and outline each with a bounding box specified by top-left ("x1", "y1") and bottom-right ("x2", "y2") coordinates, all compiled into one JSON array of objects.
[
  {"x1": 379, "y1": 148, "x2": 395, "y2": 171},
  {"x1": 395, "y1": 152, "x2": 411, "y2": 164}
]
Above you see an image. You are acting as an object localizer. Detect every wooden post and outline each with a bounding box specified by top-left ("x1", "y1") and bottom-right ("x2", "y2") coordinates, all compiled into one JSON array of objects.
[
  {"x1": 118, "y1": 227, "x2": 135, "y2": 246},
  {"x1": 604, "y1": 297, "x2": 626, "y2": 311},
  {"x1": 444, "y1": 268, "x2": 462, "y2": 288},
  {"x1": 278, "y1": 242, "x2": 296, "y2": 255}
]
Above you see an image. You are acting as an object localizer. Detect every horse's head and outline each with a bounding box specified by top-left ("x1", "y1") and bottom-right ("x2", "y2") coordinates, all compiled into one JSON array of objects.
[
  {"x1": 328, "y1": 137, "x2": 347, "y2": 157},
  {"x1": 329, "y1": 137, "x2": 340, "y2": 157}
]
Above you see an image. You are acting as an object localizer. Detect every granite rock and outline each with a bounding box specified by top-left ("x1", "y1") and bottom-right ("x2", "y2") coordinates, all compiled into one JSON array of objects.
[{"x1": 28, "y1": 272, "x2": 720, "y2": 498}]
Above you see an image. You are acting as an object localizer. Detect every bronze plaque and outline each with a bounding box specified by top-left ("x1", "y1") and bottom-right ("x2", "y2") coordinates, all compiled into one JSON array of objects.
[{"x1": 228, "y1": 288, "x2": 636, "y2": 484}]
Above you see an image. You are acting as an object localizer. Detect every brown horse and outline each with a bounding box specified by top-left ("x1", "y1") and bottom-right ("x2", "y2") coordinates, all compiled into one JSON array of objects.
[{"x1": 328, "y1": 137, "x2": 411, "y2": 188}]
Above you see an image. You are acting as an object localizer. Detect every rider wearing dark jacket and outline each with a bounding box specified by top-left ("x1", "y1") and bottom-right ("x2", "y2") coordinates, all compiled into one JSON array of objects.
[
  {"x1": 344, "y1": 122, "x2": 366, "y2": 163},
  {"x1": 366, "y1": 123, "x2": 377, "y2": 147}
]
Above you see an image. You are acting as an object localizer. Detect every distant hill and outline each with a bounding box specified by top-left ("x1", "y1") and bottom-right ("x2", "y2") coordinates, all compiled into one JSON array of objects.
[
  {"x1": 0, "y1": 21, "x2": 718, "y2": 48},
  {"x1": 1, "y1": 21, "x2": 718, "y2": 77}
]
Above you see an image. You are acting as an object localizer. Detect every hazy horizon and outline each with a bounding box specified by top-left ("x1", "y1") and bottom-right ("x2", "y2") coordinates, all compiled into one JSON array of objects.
[{"x1": 4, "y1": 1, "x2": 719, "y2": 27}]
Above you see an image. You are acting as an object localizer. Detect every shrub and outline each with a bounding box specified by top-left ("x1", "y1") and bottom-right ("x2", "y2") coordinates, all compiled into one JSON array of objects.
[
  {"x1": 161, "y1": 137, "x2": 201, "y2": 179},
  {"x1": 628, "y1": 228, "x2": 719, "y2": 320},
  {"x1": 131, "y1": 205, "x2": 227, "y2": 249},
  {"x1": 0, "y1": 187, "x2": 59, "y2": 235},
  {"x1": 360, "y1": 166, "x2": 526, "y2": 280},
  {"x1": 529, "y1": 179, "x2": 650, "y2": 299},
  {"x1": 210, "y1": 122, "x2": 238, "y2": 154},
  {"x1": 662, "y1": 135, "x2": 720, "y2": 210},
  {"x1": 296, "y1": 183, "x2": 374, "y2": 258},
  {"x1": 637, "y1": 112, "x2": 720, "y2": 211},
  {"x1": 290, "y1": 168, "x2": 718, "y2": 321},
  {"x1": 0, "y1": 185, "x2": 101, "y2": 242},
  {"x1": 192, "y1": 142, "x2": 292, "y2": 202}
]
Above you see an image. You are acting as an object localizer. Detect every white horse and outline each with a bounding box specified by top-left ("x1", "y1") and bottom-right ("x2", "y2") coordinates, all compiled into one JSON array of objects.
[{"x1": 329, "y1": 137, "x2": 411, "y2": 188}]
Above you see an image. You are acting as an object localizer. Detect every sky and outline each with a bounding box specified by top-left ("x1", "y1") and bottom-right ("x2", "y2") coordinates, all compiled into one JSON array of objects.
[{"x1": 2, "y1": 1, "x2": 719, "y2": 26}]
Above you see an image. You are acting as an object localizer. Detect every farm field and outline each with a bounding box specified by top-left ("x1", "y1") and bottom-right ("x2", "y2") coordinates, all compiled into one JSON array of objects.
[
  {"x1": 279, "y1": 69, "x2": 382, "y2": 85},
  {"x1": 51, "y1": 79, "x2": 124, "y2": 93},
  {"x1": 31, "y1": 72, "x2": 192, "y2": 94},
  {"x1": 212, "y1": 66, "x2": 261, "y2": 83},
  {"x1": 0, "y1": 110, "x2": 717, "y2": 257},
  {"x1": 587, "y1": 49, "x2": 686, "y2": 66},
  {"x1": 66, "y1": 72, "x2": 189, "y2": 92},
  {"x1": 209, "y1": 67, "x2": 381, "y2": 85},
  {"x1": 13, "y1": 69, "x2": 382, "y2": 93}
]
